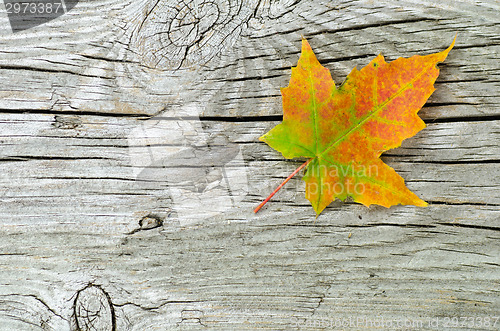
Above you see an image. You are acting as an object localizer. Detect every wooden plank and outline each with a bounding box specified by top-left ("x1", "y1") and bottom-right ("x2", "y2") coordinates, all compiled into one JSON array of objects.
[
  {"x1": 0, "y1": 114, "x2": 498, "y2": 162},
  {"x1": 0, "y1": 0, "x2": 498, "y2": 119},
  {"x1": 0, "y1": 205, "x2": 499, "y2": 329}
]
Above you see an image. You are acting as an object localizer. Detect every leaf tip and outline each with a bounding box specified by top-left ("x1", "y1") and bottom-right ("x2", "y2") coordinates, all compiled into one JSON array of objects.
[
  {"x1": 403, "y1": 196, "x2": 428, "y2": 208},
  {"x1": 445, "y1": 34, "x2": 457, "y2": 52},
  {"x1": 437, "y1": 34, "x2": 457, "y2": 62},
  {"x1": 301, "y1": 37, "x2": 312, "y2": 53},
  {"x1": 311, "y1": 201, "x2": 327, "y2": 217},
  {"x1": 451, "y1": 33, "x2": 458, "y2": 48},
  {"x1": 416, "y1": 199, "x2": 429, "y2": 207}
]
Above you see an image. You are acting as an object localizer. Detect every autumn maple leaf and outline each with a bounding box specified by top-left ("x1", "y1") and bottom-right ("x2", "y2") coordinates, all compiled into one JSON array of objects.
[{"x1": 255, "y1": 37, "x2": 455, "y2": 215}]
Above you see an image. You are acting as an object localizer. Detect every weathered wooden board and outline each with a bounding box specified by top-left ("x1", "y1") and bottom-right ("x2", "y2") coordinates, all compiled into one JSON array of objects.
[{"x1": 0, "y1": 0, "x2": 499, "y2": 330}]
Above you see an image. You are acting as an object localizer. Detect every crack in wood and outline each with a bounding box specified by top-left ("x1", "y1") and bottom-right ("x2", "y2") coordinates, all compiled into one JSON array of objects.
[
  {"x1": 436, "y1": 222, "x2": 500, "y2": 232},
  {"x1": 0, "y1": 64, "x2": 111, "y2": 80},
  {"x1": 305, "y1": 17, "x2": 440, "y2": 37}
]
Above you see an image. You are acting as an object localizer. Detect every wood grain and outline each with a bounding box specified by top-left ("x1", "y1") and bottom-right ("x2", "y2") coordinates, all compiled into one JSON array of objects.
[{"x1": 0, "y1": 0, "x2": 499, "y2": 329}]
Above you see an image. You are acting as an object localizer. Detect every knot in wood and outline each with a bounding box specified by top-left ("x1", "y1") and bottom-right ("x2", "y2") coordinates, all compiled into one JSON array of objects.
[
  {"x1": 73, "y1": 284, "x2": 116, "y2": 331},
  {"x1": 132, "y1": 0, "x2": 258, "y2": 69}
]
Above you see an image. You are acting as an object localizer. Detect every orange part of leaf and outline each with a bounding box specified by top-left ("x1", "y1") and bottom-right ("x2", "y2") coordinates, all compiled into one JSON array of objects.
[{"x1": 259, "y1": 36, "x2": 455, "y2": 215}]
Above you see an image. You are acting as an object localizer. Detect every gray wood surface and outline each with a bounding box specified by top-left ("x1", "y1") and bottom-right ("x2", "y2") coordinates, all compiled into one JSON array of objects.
[{"x1": 0, "y1": 0, "x2": 499, "y2": 330}]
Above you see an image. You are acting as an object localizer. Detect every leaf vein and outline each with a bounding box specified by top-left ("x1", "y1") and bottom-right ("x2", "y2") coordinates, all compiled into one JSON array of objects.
[{"x1": 319, "y1": 63, "x2": 433, "y2": 158}]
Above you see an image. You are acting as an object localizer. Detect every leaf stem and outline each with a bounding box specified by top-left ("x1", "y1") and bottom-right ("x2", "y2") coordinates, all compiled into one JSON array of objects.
[{"x1": 254, "y1": 158, "x2": 312, "y2": 213}]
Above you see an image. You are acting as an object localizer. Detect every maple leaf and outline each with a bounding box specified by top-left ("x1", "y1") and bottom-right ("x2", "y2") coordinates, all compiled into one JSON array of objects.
[{"x1": 255, "y1": 37, "x2": 455, "y2": 215}]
